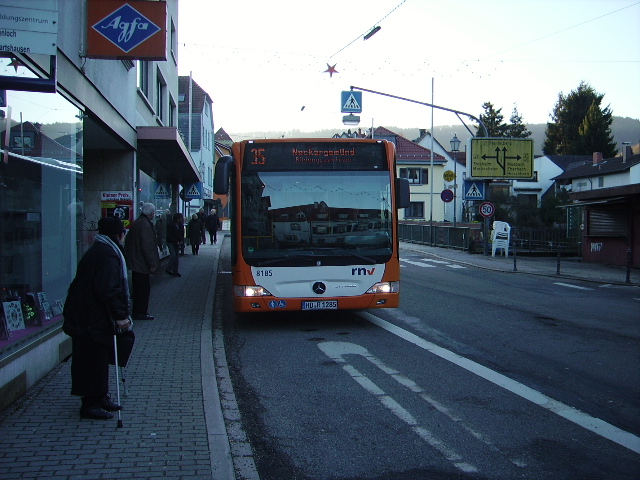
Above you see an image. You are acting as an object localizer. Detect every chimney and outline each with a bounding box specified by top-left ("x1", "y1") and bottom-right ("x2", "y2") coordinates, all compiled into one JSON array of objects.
[
  {"x1": 622, "y1": 144, "x2": 632, "y2": 162},
  {"x1": 419, "y1": 129, "x2": 427, "y2": 138},
  {"x1": 592, "y1": 152, "x2": 603, "y2": 165}
]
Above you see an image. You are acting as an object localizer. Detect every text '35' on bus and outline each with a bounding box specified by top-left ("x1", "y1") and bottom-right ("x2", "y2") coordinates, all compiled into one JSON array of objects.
[{"x1": 214, "y1": 138, "x2": 410, "y2": 313}]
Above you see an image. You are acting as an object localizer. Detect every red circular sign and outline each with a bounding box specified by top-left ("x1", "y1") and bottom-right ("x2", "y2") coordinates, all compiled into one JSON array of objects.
[
  {"x1": 440, "y1": 189, "x2": 454, "y2": 203},
  {"x1": 479, "y1": 202, "x2": 495, "y2": 217}
]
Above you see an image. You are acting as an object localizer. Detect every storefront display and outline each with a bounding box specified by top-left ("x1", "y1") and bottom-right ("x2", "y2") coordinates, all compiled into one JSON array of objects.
[{"x1": 0, "y1": 87, "x2": 83, "y2": 353}]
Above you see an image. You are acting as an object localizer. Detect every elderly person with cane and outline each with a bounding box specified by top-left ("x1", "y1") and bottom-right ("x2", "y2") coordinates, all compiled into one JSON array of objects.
[{"x1": 63, "y1": 216, "x2": 132, "y2": 420}]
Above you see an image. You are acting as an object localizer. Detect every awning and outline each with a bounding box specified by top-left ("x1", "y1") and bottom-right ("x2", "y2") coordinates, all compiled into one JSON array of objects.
[
  {"x1": 136, "y1": 126, "x2": 201, "y2": 185},
  {"x1": 558, "y1": 196, "x2": 626, "y2": 208}
]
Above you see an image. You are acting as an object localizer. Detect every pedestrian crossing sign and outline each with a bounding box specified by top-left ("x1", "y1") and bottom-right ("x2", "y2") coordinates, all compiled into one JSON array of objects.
[
  {"x1": 341, "y1": 91, "x2": 362, "y2": 113},
  {"x1": 184, "y1": 182, "x2": 203, "y2": 199},
  {"x1": 154, "y1": 182, "x2": 170, "y2": 198},
  {"x1": 463, "y1": 180, "x2": 485, "y2": 200}
]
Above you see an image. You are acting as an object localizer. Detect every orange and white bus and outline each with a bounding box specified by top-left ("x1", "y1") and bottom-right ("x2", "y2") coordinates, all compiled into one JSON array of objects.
[{"x1": 214, "y1": 138, "x2": 410, "y2": 313}]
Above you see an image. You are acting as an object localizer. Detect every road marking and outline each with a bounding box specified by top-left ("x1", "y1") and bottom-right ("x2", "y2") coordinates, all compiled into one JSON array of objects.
[
  {"x1": 318, "y1": 341, "x2": 479, "y2": 473},
  {"x1": 554, "y1": 282, "x2": 593, "y2": 291},
  {"x1": 420, "y1": 258, "x2": 450, "y2": 264},
  {"x1": 420, "y1": 258, "x2": 467, "y2": 269},
  {"x1": 359, "y1": 311, "x2": 640, "y2": 455},
  {"x1": 400, "y1": 259, "x2": 436, "y2": 268}
]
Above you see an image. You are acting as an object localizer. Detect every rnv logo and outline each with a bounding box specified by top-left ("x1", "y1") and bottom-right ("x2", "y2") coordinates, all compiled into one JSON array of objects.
[{"x1": 351, "y1": 267, "x2": 376, "y2": 275}]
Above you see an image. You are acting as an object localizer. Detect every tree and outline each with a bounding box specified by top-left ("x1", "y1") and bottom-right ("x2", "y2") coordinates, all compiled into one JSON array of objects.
[
  {"x1": 505, "y1": 105, "x2": 532, "y2": 138},
  {"x1": 476, "y1": 102, "x2": 508, "y2": 137},
  {"x1": 543, "y1": 81, "x2": 617, "y2": 157}
]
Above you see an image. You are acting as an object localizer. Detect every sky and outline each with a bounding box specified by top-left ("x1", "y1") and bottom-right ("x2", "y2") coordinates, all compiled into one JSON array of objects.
[{"x1": 177, "y1": 0, "x2": 640, "y2": 138}]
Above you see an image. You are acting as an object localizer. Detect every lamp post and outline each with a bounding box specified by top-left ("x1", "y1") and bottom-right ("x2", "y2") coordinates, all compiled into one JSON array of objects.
[{"x1": 450, "y1": 134, "x2": 460, "y2": 227}]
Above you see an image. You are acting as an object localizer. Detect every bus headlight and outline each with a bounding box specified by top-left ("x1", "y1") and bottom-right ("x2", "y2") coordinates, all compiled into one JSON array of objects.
[
  {"x1": 366, "y1": 281, "x2": 399, "y2": 294},
  {"x1": 234, "y1": 285, "x2": 272, "y2": 297}
]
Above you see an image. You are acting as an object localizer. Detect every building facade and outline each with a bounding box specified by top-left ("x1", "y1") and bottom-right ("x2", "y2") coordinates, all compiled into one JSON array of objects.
[{"x1": 0, "y1": 0, "x2": 200, "y2": 409}]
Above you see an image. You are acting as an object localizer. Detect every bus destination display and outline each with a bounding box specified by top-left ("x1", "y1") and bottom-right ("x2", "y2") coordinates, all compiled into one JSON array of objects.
[{"x1": 243, "y1": 141, "x2": 389, "y2": 171}]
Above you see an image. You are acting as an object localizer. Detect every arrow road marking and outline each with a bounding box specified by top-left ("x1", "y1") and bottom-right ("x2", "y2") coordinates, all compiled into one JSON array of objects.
[
  {"x1": 318, "y1": 341, "x2": 480, "y2": 473},
  {"x1": 360, "y1": 311, "x2": 640, "y2": 455}
]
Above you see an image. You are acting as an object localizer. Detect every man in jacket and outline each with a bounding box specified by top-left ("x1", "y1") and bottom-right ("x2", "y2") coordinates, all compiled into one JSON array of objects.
[
  {"x1": 205, "y1": 208, "x2": 222, "y2": 245},
  {"x1": 124, "y1": 203, "x2": 160, "y2": 320}
]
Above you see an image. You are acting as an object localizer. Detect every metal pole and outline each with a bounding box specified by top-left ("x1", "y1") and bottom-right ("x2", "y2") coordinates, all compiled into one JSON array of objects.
[
  {"x1": 429, "y1": 77, "x2": 434, "y2": 246},
  {"x1": 453, "y1": 150, "x2": 457, "y2": 227},
  {"x1": 350, "y1": 85, "x2": 489, "y2": 138},
  {"x1": 626, "y1": 248, "x2": 632, "y2": 283}
]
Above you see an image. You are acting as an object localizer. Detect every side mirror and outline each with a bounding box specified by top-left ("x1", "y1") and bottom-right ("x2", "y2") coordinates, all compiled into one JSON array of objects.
[
  {"x1": 396, "y1": 177, "x2": 410, "y2": 209},
  {"x1": 214, "y1": 155, "x2": 234, "y2": 195}
]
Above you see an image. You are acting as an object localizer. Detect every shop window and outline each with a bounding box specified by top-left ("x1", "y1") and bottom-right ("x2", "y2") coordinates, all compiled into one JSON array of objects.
[{"x1": 1, "y1": 91, "x2": 83, "y2": 353}]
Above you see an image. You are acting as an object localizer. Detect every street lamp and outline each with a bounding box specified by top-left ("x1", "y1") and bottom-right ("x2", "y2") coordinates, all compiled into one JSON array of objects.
[
  {"x1": 342, "y1": 114, "x2": 360, "y2": 126},
  {"x1": 450, "y1": 134, "x2": 460, "y2": 227}
]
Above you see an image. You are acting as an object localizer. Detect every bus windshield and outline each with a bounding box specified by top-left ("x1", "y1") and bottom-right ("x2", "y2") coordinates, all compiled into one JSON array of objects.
[{"x1": 241, "y1": 170, "x2": 393, "y2": 266}]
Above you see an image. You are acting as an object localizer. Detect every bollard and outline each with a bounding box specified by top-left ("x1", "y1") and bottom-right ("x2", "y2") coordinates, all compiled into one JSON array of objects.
[
  {"x1": 556, "y1": 250, "x2": 561, "y2": 275},
  {"x1": 626, "y1": 248, "x2": 632, "y2": 284},
  {"x1": 513, "y1": 244, "x2": 517, "y2": 272}
]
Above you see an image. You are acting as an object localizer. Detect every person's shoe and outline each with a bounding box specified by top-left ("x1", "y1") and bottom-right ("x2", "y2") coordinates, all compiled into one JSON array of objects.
[
  {"x1": 171, "y1": 272, "x2": 182, "y2": 277},
  {"x1": 165, "y1": 268, "x2": 173, "y2": 276},
  {"x1": 80, "y1": 405, "x2": 113, "y2": 420},
  {"x1": 133, "y1": 313, "x2": 154, "y2": 320},
  {"x1": 100, "y1": 394, "x2": 122, "y2": 411}
]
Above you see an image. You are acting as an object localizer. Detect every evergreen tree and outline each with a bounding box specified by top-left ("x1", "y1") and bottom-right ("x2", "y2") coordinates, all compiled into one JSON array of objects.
[
  {"x1": 543, "y1": 81, "x2": 616, "y2": 157},
  {"x1": 476, "y1": 102, "x2": 508, "y2": 137},
  {"x1": 505, "y1": 104, "x2": 532, "y2": 138}
]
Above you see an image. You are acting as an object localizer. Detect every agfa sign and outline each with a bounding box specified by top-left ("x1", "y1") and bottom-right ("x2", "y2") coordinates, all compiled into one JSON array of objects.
[{"x1": 86, "y1": 0, "x2": 166, "y2": 60}]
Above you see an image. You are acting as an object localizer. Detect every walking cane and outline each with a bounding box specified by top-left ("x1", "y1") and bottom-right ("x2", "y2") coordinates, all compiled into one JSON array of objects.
[{"x1": 113, "y1": 334, "x2": 123, "y2": 428}]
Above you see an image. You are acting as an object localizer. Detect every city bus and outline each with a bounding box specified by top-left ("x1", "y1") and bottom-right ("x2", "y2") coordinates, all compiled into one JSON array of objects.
[{"x1": 214, "y1": 138, "x2": 410, "y2": 313}]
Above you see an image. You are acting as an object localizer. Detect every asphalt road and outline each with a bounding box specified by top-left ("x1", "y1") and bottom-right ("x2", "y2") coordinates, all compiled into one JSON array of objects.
[{"x1": 218, "y1": 245, "x2": 640, "y2": 480}]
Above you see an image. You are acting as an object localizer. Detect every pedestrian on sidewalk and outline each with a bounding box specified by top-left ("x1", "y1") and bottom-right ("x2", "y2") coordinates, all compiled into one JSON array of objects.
[
  {"x1": 62, "y1": 216, "x2": 132, "y2": 420},
  {"x1": 124, "y1": 202, "x2": 160, "y2": 320},
  {"x1": 187, "y1": 213, "x2": 203, "y2": 255},
  {"x1": 166, "y1": 212, "x2": 184, "y2": 277},
  {"x1": 205, "y1": 208, "x2": 221, "y2": 245},
  {"x1": 197, "y1": 208, "x2": 207, "y2": 244}
]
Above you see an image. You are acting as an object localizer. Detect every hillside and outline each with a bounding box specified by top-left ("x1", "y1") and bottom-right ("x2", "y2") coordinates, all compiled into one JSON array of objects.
[{"x1": 229, "y1": 116, "x2": 640, "y2": 156}]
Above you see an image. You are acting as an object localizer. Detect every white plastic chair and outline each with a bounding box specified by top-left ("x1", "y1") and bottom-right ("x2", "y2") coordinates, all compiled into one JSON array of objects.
[{"x1": 491, "y1": 221, "x2": 511, "y2": 257}]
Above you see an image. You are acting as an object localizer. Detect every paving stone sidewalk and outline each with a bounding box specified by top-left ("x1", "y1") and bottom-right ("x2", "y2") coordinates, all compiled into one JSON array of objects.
[{"x1": 0, "y1": 241, "x2": 234, "y2": 480}]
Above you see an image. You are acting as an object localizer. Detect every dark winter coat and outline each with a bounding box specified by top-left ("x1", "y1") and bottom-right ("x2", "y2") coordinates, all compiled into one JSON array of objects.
[
  {"x1": 124, "y1": 214, "x2": 160, "y2": 274},
  {"x1": 187, "y1": 218, "x2": 203, "y2": 245},
  {"x1": 166, "y1": 219, "x2": 185, "y2": 245},
  {"x1": 63, "y1": 240, "x2": 130, "y2": 346},
  {"x1": 205, "y1": 213, "x2": 221, "y2": 232}
]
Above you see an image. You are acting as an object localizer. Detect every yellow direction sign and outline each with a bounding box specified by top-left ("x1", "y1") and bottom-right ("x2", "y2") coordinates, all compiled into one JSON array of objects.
[
  {"x1": 470, "y1": 138, "x2": 534, "y2": 179},
  {"x1": 443, "y1": 170, "x2": 456, "y2": 182}
]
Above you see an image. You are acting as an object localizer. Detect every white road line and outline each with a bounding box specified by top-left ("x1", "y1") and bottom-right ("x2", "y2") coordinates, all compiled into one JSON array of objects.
[
  {"x1": 420, "y1": 258, "x2": 450, "y2": 264},
  {"x1": 554, "y1": 282, "x2": 593, "y2": 291},
  {"x1": 359, "y1": 311, "x2": 640, "y2": 455},
  {"x1": 318, "y1": 341, "x2": 479, "y2": 473},
  {"x1": 446, "y1": 264, "x2": 467, "y2": 269},
  {"x1": 400, "y1": 259, "x2": 436, "y2": 268}
]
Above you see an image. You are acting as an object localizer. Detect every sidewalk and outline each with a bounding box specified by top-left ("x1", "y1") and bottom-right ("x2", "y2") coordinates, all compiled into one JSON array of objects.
[
  {"x1": 400, "y1": 241, "x2": 640, "y2": 287},
  {"x1": 0, "y1": 238, "x2": 239, "y2": 480}
]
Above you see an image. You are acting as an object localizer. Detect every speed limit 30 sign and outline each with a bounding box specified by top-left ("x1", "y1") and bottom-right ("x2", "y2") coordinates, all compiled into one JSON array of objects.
[{"x1": 479, "y1": 202, "x2": 495, "y2": 218}]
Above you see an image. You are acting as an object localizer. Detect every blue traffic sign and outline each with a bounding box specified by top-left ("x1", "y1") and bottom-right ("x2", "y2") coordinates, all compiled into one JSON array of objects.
[
  {"x1": 341, "y1": 91, "x2": 362, "y2": 113},
  {"x1": 463, "y1": 180, "x2": 485, "y2": 200}
]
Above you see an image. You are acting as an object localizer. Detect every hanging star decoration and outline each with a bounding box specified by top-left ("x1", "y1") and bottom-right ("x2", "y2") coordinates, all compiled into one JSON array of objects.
[
  {"x1": 324, "y1": 63, "x2": 338, "y2": 78},
  {"x1": 8, "y1": 57, "x2": 22, "y2": 72}
]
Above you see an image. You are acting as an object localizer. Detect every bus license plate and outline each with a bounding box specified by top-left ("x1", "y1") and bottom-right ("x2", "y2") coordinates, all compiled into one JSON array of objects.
[{"x1": 302, "y1": 300, "x2": 338, "y2": 310}]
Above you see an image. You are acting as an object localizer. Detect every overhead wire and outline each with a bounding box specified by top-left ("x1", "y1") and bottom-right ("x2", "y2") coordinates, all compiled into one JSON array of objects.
[{"x1": 329, "y1": 0, "x2": 407, "y2": 58}]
